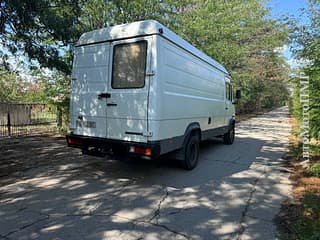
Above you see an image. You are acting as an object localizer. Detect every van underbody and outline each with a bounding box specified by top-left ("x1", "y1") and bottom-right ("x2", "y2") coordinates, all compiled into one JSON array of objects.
[
  {"x1": 66, "y1": 124, "x2": 231, "y2": 159},
  {"x1": 66, "y1": 134, "x2": 161, "y2": 158}
]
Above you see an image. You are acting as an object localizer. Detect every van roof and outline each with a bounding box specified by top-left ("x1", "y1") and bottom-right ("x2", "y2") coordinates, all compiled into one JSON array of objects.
[{"x1": 77, "y1": 20, "x2": 229, "y2": 75}]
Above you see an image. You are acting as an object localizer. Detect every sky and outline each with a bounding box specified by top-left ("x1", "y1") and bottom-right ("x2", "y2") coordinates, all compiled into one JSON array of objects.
[{"x1": 267, "y1": 0, "x2": 308, "y2": 20}]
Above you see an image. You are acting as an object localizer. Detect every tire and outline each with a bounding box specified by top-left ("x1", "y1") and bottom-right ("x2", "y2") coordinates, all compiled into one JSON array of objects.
[
  {"x1": 182, "y1": 134, "x2": 200, "y2": 170},
  {"x1": 223, "y1": 124, "x2": 235, "y2": 145}
]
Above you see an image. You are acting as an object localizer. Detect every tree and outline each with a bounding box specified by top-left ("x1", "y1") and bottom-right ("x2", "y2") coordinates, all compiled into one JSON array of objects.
[
  {"x1": 291, "y1": 0, "x2": 320, "y2": 139},
  {"x1": 1, "y1": 0, "x2": 82, "y2": 74},
  {"x1": 0, "y1": 67, "x2": 26, "y2": 102},
  {"x1": 173, "y1": 0, "x2": 290, "y2": 113},
  {"x1": 0, "y1": 0, "x2": 190, "y2": 74}
]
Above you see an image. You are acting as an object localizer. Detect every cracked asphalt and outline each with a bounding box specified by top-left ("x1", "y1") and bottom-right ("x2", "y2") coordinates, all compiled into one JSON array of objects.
[{"x1": 0, "y1": 107, "x2": 292, "y2": 240}]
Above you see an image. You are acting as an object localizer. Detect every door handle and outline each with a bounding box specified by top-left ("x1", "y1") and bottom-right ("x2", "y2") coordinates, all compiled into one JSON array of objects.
[
  {"x1": 107, "y1": 103, "x2": 117, "y2": 106},
  {"x1": 98, "y1": 93, "x2": 111, "y2": 99}
]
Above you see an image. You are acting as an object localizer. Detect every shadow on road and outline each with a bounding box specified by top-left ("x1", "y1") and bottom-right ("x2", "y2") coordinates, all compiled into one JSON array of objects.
[{"x1": 0, "y1": 107, "x2": 291, "y2": 240}]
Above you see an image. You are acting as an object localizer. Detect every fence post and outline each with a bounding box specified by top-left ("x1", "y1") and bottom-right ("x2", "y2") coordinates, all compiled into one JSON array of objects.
[
  {"x1": 57, "y1": 107, "x2": 62, "y2": 128},
  {"x1": 7, "y1": 112, "x2": 11, "y2": 136}
]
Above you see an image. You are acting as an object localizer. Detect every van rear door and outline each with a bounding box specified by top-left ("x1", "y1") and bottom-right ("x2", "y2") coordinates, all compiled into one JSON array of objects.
[
  {"x1": 224, "y1": 78, "x2": 234, "y2": 125},
  {"x1": 70, "y1": 42, "x2": 110, "y2": 138},
  {"x1": 106, "y1": 37, "x2": 152, "y2": 142}
]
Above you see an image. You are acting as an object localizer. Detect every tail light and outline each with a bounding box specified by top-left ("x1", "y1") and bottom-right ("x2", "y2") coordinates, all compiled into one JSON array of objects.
[
  {"x1": 129, "y1": 146, "x2": 152, "y2": 156},
  {"x1": 67, "y1": 137, "x2": 83, "y2": 146}
]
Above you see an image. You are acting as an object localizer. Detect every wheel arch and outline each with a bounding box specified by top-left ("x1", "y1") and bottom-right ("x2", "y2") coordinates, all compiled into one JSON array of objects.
[
  {"x1": 182, "y1": 122, "x2": 201, "y2": 147},
  {"x1": 228, "y1": 118, "x2": 235, "y2": 131}
]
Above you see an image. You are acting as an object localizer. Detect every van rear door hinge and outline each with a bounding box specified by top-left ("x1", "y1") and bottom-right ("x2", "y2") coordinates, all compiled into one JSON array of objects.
[
  {"x1": 146, "y1": 70, "x2": 155, "y2": 76},
  {"x1": 143, "y1": 131, "x2": 153, "y2": 137}
]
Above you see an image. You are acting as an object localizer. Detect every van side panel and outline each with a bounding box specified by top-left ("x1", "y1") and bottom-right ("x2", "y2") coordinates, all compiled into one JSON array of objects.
[{"x1": 148, "y1": 36, "x2": 227, "y2": 142}]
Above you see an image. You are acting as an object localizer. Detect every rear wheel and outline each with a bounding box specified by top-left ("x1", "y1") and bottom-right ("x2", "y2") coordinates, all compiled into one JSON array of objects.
[
  {"x1": 182, "y1": 134, "x2": 200, "y2": 170},
  {"x1": 223, "y1": 124, "x2": 235, "y2": 145}
]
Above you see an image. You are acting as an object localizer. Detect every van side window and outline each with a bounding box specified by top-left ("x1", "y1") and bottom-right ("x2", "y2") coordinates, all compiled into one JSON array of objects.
[
  {"x1": 112, "y1": 41, "x2": 147, "y2": 89},
  {"x1": 226, "y1": 83, "x2": 232, "y2": 101}
]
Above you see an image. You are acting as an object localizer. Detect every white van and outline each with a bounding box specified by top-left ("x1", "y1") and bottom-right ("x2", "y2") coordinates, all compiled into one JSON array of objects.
[{"x1": 66, "y1": 20, "x2": 240, "y2": 169}]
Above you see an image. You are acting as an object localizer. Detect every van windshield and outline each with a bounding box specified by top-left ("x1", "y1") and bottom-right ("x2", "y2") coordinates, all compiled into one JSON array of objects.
[{"x1": 112, "y1": 41, "x2": 147, "y2": 89}]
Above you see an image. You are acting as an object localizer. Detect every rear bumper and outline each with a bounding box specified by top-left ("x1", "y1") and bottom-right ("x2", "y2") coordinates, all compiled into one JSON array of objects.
[{"x1": 66, "y1": 134, "x2": 161, "y2": 159}]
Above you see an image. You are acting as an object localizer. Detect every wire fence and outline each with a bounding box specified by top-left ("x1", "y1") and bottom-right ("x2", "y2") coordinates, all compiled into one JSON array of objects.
[{"x1": 0, "y1": 103, "x2": 58, "y2": 137}]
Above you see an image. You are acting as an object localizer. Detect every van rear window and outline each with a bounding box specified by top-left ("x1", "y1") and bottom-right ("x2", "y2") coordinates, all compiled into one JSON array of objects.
[{"x1": 112, "y1": 41, "x2": 147, "y2": 89}]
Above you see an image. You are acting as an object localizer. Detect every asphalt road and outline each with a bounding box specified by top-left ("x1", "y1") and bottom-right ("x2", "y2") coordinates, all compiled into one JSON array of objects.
[{"x1": 0, "y1": 107, "x2": 292, "y2": 240}]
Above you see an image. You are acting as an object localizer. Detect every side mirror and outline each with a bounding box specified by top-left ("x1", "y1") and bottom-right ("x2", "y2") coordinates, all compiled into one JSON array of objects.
[
  {"x1": 233, "y1": 89, "x2": 241, "y2": 104},
  {"x1": 235, "y1": 89, "x2": 241, "y2": 99}
]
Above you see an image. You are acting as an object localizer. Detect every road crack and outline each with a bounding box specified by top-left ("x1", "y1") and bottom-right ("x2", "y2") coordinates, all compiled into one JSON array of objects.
[
  {"x1": 113, "y1": 214, "x2": 191, "y2": 239},
  {"x1": 146, "y1": 188, "x2": 191, "y2": 239},
  {"x1": 236, "y1": 169, "x2": 267, "y2": 240},
  {"x1": 4, "y1": 214, "x2": 49, "y2": 237},
  {"x1": 149, "y1": 187, "x2": 169, "y2": 223}
]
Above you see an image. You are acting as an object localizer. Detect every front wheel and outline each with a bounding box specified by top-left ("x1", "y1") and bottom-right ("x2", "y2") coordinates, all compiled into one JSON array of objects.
[
  {"x1": 223, "y1": 124, "x2": 235, "y2": 145},
  {"x1": 182, "y1": 134, "x2": 200, "y2": 170}
]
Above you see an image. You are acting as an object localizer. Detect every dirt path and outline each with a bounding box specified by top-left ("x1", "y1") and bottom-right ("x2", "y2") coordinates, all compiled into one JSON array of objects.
[{"x1": 0, "y1": 107, "x2": 292, "y2": 240}]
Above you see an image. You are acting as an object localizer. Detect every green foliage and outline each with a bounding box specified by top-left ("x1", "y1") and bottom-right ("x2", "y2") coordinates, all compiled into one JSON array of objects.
[
  {"x1": 79, "y1": 0, "x2": 185, "y2": 28},
  {"x1": 25, "y1": 70, "x2": 71, "y2": 126},
  {"x1": 174, "y1": 0, "x2": 290, "y2": 113},
  {"x1": 311, "y1": 143, "x2": 320, "y2": 156},
  {"x1": 0, "y1": 0, "x2": 190, "y2": 74},
  {"x1": 50, "y1": 72, "x2": 71, "y2": 127},
  {"x1": 290, "y1": 73, "x2": 320, "y2": 140},
  {"x1": 309, "y1": 161, "x2": 320, "y2": 177},
  {"x1": 1, "y1": 0, "x2": 82, "y2": 74},
  {"x1": 290, "y1": 0, "x2": 320, "y2": 140}
]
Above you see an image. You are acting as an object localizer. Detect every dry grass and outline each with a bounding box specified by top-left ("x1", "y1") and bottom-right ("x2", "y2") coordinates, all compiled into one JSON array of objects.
[
  {"x1": 236, "y1": 109, "x2": 271, "y2": 122},
  {"x1": 276, "y1": 116, "x2": 320, "y2": 239}
]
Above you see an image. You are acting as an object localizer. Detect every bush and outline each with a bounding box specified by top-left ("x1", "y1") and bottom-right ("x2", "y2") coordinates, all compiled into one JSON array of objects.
[{"x1": 309, "y1": 161, "x2": 320, "y2": 177}]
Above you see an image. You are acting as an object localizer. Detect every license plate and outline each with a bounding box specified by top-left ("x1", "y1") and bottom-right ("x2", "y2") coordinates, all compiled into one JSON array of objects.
[{"x1": 76, "y1": 120, "x2": 96, "y2": 128}]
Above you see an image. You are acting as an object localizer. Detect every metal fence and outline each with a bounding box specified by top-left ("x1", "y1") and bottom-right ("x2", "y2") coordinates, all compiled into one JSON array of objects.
[{"x1": 0, "y1": 103, "x2": 58, "y2": 137}]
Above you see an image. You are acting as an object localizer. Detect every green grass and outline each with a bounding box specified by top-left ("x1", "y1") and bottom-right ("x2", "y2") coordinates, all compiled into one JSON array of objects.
[
  {"x1": 31, "y1": 111, "x2": 56, "y2": 121},
  {"x1": 279, "y1": 193, "x2": 320, "y2": 240},
  {"x1": 295, "y1": 194, "x2": 320, "y2": 240}
]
